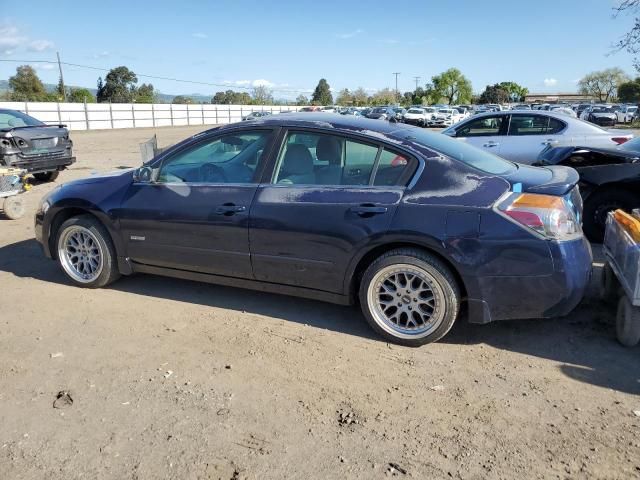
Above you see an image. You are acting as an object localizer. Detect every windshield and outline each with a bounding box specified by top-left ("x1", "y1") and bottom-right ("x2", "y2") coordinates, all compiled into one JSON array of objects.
[
  {"x1": 372, "y1": 107, "x2": 387, "y2": 113},
  {"x1": 407, "y1": 109, "x2": 424, "y2": 114},
  {"x1": 439, "y1": 109, "x2": 452, "y2": 114},
  {"x1": 406, "y1": 128, "x2": 516, "y2": 175},
  {"x1": 591, "y1": 106, "x2": 614, "y2": 113},
  {"x1": 0, "y1": 110, "x2": 45, "y2": 129}
]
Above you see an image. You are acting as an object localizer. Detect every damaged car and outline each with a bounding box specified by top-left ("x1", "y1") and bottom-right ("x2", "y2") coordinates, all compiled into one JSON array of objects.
[
  {"x1": 0, "y1": 109, "x2": 75, "y2": 182},
  {"x1": 535, "y1": 139, "x2": 640, "y2": 241}
]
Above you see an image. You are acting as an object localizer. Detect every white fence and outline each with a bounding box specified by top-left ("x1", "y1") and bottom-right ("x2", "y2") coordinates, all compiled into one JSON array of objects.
[{"x1": 0, "y1": 101, "x2": 304, "y2": 131}]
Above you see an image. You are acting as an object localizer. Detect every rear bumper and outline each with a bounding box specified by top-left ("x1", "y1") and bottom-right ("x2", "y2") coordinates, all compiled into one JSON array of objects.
[
  {"x1": 467, "y1": 237, "x2": 592, "y2": 323},
  {"x1": 2, "y1": 154, "x2": 75, "y2": 173}
]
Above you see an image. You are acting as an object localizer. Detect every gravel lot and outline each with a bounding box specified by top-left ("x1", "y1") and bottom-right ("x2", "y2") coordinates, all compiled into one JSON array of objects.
[{"x1": 1, "y1": 125, "x2": 639, "y2": 479}]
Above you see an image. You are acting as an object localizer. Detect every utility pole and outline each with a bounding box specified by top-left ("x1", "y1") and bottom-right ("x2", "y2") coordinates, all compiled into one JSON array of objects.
[
  {"x1": 413, "y1": 76, "x2": 421, "y2": 92},
  {"x1": 56, "y1": 51, "x2": 67, "y2": 102},
  {"x1": 392, "y1": 72, "x2": 400, "y2": 104}
]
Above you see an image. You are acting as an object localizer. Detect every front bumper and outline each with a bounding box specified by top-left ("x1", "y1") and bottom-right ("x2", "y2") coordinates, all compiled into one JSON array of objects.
[
  {"x1": 466, "y1": 237, "x2": 593, "y2": 323},
  {"x1": 404, "y1": 117, "x2": 425, "y2": 126}
]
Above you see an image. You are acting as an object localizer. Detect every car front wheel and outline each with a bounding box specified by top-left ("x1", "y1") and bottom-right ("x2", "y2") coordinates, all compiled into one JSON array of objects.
[
  {"x1": 583, "y1": 189, "x2": 639, "y2": 242},
  {"x1": 56, "y1": 215, "x2": 120, "y2": 288},
  {"x1": 33, "y1": 171, "x2": 60, "y2": 182},
  {"x1": 359, "y1": 248, "x2": 460, "y2": 346}
]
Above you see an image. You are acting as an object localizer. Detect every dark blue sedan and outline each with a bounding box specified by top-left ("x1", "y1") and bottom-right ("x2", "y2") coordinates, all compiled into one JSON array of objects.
[{"x1": 35, "y1": 114, "x2": 592, "y2": 346}]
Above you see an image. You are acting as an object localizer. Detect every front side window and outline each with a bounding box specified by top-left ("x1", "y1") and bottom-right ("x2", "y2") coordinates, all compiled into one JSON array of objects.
[
  {"x1": 455, "y1": 115, "x2": 505, "y2": 137},
  {"x1": 508, "y1": 115, "x2": 549, "y2": 136},
  {"x1": 158, "y1": 130, "x2": 272, "y2": 184}
]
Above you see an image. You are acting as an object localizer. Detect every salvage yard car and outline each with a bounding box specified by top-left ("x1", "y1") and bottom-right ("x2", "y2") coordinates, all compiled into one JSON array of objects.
[
  {"x1": 403, "y1": 107, "x2": 430, "y2": 127},
  {"x1": 443, "y1": 110, "x2": 633, "y2": 164},
  {"x1": 0, "y1": 109, "x2": 75, "y2": 182},
  {"x1": 536, "y1": 137, "x2": 640, "y2": 241},
  {"x1": 580, "y1": 105, "x2": 618, "y2": 127},
  {"x1": 35, "y1": 114, "x2": 591, "y2": 346}
]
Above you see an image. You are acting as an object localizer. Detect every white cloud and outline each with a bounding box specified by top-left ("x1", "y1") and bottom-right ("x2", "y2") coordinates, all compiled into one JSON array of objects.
[
  {"x1": 28, "y1": 39, "x2": 54, "y2": 51},
  {"x1": 336, "y1": 28, "x2": 363, "y2": 39},
  {"x1": 543, "y1": 78, "x2": 557, "y2": 87},
  {"x1": 192, "y1": 32, "x2": 208, "y2": 39},
  {"x1": 93, "y1": 50, "x2": 110, "y2": 59},
  {"x1": 0, "y1": 25, "x2": 25, "y2": 50},
  {"x1": 252, "y1": 79, "x2": 275, "y2": 88}
]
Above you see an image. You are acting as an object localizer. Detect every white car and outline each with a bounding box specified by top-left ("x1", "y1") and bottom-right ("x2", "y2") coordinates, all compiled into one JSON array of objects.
[
  {"x1": 549, "y1": 106, "x2": 577, "y2": 118},
  {"x1": 403, "y1": 107, "x2": 430, "y2": 127},
  {"x1": 617, "y1": 105, "x2": 638, "y2": 124},
  {"x1": 441, "y1": 110, "x2": 633, "y2": 164},
  {"x1": 432, "y1": 108, "x2": 463, "y2": 127}
]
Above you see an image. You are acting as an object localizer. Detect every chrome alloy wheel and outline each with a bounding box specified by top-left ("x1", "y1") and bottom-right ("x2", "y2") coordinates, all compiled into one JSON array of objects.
[
  {"x1": 367, "y1": 264, "x2": 446, "y2": 339},
  {"x1": 58, "y1": 226, "x2": 104, "y2": 283}
]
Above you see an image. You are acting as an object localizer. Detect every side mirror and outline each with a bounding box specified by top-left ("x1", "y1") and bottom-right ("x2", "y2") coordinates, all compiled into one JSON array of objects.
[{"x1": 133, "y1": 166, "x2": 153, "y2": 183}]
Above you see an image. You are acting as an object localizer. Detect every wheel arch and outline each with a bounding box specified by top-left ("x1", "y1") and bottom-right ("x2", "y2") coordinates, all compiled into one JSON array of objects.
[{"x1": 347, "y1": 241, "x2": 468, "y2": 303}]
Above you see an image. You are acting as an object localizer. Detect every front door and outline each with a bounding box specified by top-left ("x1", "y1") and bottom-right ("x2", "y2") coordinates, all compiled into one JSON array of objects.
[
  {"x1": 452, "y1": 114, "x2": 507, "y2": 157},
  {"x1": 117, "y1": 128, "x2": 275, "y2": 278},
  {"x1": 250, "y1": 130, "x2": 417, "y2": 293}
]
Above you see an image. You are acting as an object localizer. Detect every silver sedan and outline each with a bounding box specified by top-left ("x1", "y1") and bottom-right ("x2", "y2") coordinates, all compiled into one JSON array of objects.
[{"x1": 441, "y1": 110, "x2": 633, "y2": 164}]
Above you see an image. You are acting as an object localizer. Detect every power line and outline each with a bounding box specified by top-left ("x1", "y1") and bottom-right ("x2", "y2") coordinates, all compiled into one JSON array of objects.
[{"x1": 0, "y1": 58, "x2": 314, "y2": 95}]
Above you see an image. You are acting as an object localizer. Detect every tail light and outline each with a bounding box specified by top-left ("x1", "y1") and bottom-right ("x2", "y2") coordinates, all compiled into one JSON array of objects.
[
  {"x1": 496, "y1": 192, "x2": 582, "y2": 241},
  {"x1": 611, "y1": 137, "x2": 629, "y2": 145}
]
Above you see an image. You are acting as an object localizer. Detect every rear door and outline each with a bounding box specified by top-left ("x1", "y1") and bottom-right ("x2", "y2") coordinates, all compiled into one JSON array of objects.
[
  {"x1": 451, "y1": 114, "x2": 508, "y2": 156},
  {"x1": 249, "y1": 130, "x2": 418, "y2": 293},
  {"x1": 499, "y1": 114, "x2": 567, "y2": 164}
]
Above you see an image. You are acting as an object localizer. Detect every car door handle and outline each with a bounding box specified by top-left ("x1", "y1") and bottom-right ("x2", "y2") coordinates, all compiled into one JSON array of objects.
[
  {"x1": 215, "y1": 204, "x2": 246, "y2": 215},
  {"x1": 541, "y1": 139, "x2": 559, "y2": 146},
  {"x1": 483, "y1": 141, "x2": 499, "y2": 147},
  {"x1": 350, "y1": 204, "x2": 388, "y2": 216}
]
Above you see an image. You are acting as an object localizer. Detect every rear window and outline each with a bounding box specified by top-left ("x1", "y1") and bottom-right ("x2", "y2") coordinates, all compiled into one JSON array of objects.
[
  {"x1": 403, "y1": 129, "x2": 516, "y2": 175},
  {"x1": 0, "y1": 110, "x2": 44, "y2": 129}
]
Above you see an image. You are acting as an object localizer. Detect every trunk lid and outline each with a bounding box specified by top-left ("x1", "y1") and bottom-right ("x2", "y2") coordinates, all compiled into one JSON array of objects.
[
  {"x1": 5, "y1": 126, "x2": 69, "y2": 155},
  {"x1": 503, "y1": 163, "x2": 579, "y2": 196}
]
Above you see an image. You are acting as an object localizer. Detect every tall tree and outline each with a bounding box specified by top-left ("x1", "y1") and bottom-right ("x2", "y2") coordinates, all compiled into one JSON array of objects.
[
  {"x1": 311, "y1": 78, "x2": 333, "y2": 105},
  {"x1": 497, "y1": 81, "x2": 528, "y2": 102},
  {"x1": 98, "y1": 66, "x2": 138, "y2": 103},
  {"x1": 172, "y1": 95, "x2": 194, "y2": 104},
  {"x1": 431, "y1": 68, "x2": 473, "y2": 105},
  {"x1": 68, "y1": 88, "x2": 95, "y2": 103},
  {"x1": 578, "y1": 68, "x2": 629, "y2": 102},
  {"x1": 295, "y1": 94, "x2": 309, "y2": 105},
  {"x1": 478, "y1": 84, "x2": 510, "y2": 104},
  {"x1": 252, "y1": 85, "x2": 274, "y2": 105},
  {"x1": 8, "y1": 65, "x2": 48, "y2": 101},
  {"x1": 369, "y1": 88, "x2": 396, "y2": 106},
  {"x1": 136, "y1": 83, "x2": 155, "y2": 103},
  {"x1": 56, "y1": 76, "x2": 66, "y2": 99},
  {"x1": 352, "y1": 87, "x2": 368, "y2": 106},
  {"x1": 335, "y1": 88, "x2": 353, "y2": 105},
  {"x1": 618, "y1": 78, "x2": 640, "y2": 102}
]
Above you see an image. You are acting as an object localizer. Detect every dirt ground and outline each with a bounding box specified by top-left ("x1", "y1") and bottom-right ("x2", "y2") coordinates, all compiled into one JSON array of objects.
[{"x1": 1, "y1": 125, "x2": 639, "y2": 480}]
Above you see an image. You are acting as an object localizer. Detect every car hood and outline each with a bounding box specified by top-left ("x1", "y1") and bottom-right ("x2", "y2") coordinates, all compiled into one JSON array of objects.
[
  {"x1": 590, "y1": 112, "x2": 616, "y2": 118},
  {"x1": 61, "y1": 168, "x2": 134, "y2": 188}
]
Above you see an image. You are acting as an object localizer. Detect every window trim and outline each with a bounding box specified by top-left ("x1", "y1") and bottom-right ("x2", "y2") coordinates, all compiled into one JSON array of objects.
[
  {"x1": 267, "y1": 127, "x2": 420, "y2": 189},
  {"x1": 149, "y1": 127, "x2": 278, "y2": 186}
]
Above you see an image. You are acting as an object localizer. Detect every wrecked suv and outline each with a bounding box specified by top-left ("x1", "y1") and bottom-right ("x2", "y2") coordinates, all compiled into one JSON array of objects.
[{"x1": 0, "y1": 109, "x2": 75, "y2": 182}]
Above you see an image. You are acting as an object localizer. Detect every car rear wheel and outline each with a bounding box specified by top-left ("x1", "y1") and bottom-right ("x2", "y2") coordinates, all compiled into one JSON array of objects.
[
  {"x1": 33, "y1": 171, "x2": 60, "y2": 182},
  {"x1": 583, "y1": 189, "x2": 639, "y2": 243},
  {"x1": 56, "y1": 215, "x2": 120, "y2": 288},
  {"x1": 359, "y1": 248, "x2": 460, "y2": 346}
]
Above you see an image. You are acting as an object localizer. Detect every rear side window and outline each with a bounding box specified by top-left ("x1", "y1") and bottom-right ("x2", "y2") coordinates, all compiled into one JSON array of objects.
[
  {"x1": 547, "y1": 117, "x2": 566, "y2": 134},
  {"x1": 373, "y1": 150, "x2": 416, "y2": 187}
]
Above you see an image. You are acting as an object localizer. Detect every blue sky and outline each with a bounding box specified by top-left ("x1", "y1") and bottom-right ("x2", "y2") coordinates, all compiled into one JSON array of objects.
[{"x1": 0, "y1": 0, "x2": 637, "y2": 99}]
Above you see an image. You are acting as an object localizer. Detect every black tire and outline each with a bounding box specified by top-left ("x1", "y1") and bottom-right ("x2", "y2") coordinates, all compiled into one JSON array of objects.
[
  {"x1": 55, "y1": 215, "x2": 120, "y2": 288},
  {"x1": 583, "y1": 189, "x2": 640, "y2": 243},
  {"x1": 616, "y1": 296, "x2": 640, "y2": 347},
  {"x1": 599, "y1": 262, "x2": 620, "y2": 306},
  {"x1": 33, "y1": 170, "x2": 60, "y2": 182},
  {"x1": 359, "y1": 248, "x2": 461, "y2": 347}
]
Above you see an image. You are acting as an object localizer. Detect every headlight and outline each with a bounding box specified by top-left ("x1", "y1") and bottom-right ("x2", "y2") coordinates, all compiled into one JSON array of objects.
[{"x1": 41, "y1": 200, "x2": 51, "y2": 215}]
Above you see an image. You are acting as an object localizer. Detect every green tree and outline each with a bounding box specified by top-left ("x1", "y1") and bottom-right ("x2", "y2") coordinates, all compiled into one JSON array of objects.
[
  {"x1": 478, "y1": 84, "x2": 510, "y2": 104},
  {"x1": 56, "y1": 76, "x2": 66, "y2": 100},
  {"x1": 172, "y1": 95, "x2": 193, "y2": 104},
  {"x1": 295, "y1": 94, "x2": 309, "y2": 105},
  {"x1": 252, "y1": 85, "x2": 274, "y2": 105},
  {"x1": 68, "y1": 88, "x2": 95, "y2": 103},
  {"x1": 135, "y1": 83, "x2": 155, "y2": 103},
  {"x1": 97, "y1": 66, "x2": 138, "y2": 103},
  {"x1": 369, "y1": 88, "x2": 396, "y2": 105},
  {"x1": 8, "y1": 65, "x2": 48, "y2": 101},
  {"x1": 498, "y1": 81, "x2": 528, "y2": 102},
  {"x1": 352, "y1": 87, "x2": 369, "y2": 106},
  {"x1": 578, "y1": 68, "x2": 629, "y2": 102},
  {"x1": 211, "y1": 90, "x2": 253, "y2": 104},
  {"x1": 431, "y1": 68, "x2": 473, "y2": 104},
  {"x1": 618, "y1": 78, "x2": 640, "y2": 102},
  {"x1": 335, "y1": 88, "x2": 353, "y2": 105},
  {"x1": 311, "y1": 78, "x2": 333, "y2": 105}
]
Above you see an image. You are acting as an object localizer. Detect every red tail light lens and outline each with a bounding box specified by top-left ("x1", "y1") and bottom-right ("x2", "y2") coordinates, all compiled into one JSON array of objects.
[{"x1": 612, "y1": 137, "x2": 629, "y2": 145}]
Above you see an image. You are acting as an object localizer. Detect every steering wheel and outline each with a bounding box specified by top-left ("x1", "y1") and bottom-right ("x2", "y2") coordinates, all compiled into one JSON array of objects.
[{"x1": 199, "y1": 163, "x2": 227, "y2": 183}]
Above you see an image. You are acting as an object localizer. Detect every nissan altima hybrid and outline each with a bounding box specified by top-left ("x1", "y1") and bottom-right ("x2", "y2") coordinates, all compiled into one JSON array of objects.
[{"x1": 35, "y1": 114, "x2": 592, "y2": 346}]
